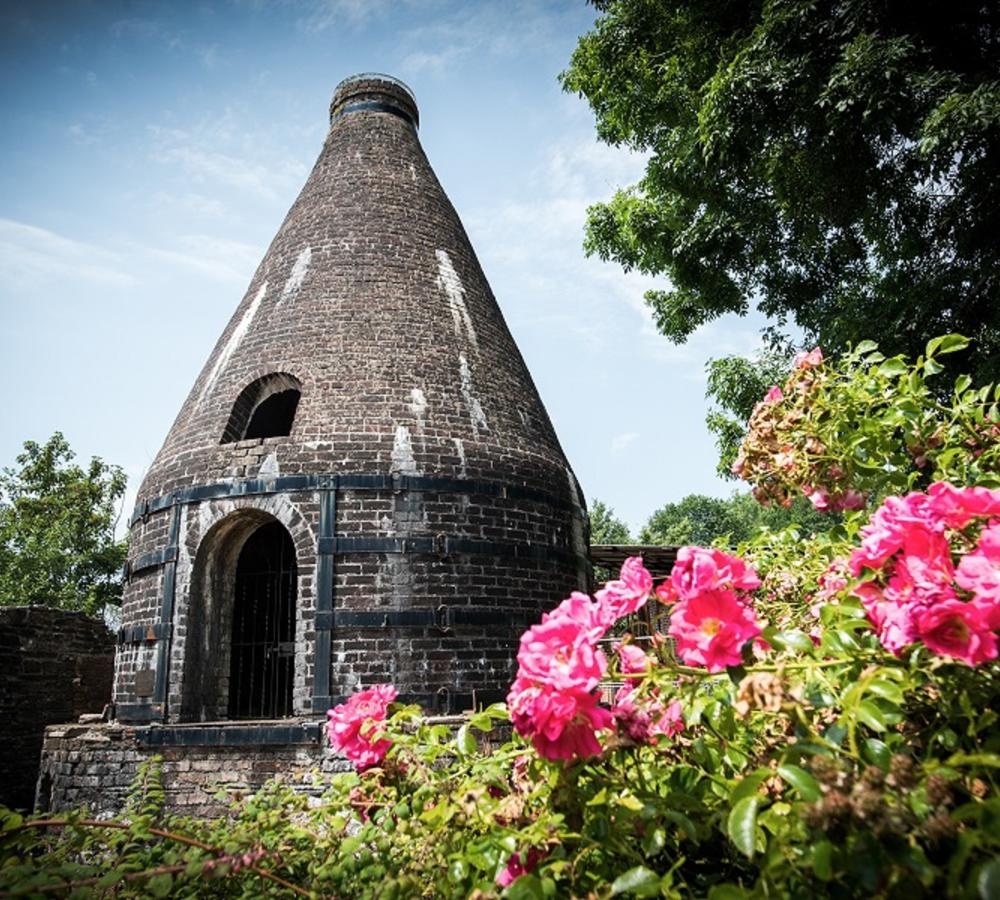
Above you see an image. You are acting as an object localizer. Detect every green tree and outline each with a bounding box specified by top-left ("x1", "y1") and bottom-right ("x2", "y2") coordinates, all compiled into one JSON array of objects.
[
  {"x1": 0, "y1": 433, "x2": 127, "y2": 615},
  {"x1": 562, "y1": 0, "x2": 1000, "y2": 383},
  {"x1": 589, "y1": 499, "x2": 633, "y2": 544},
  {"x1": 640, "y1": 491, "x2": 834, "y2": 546}
]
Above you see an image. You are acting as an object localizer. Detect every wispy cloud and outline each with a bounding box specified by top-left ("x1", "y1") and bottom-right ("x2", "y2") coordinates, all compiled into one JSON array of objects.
[
  {"x1": 143, "y1": 235, "x2": 262, "y2": 284},
  {"x1": 146, "y1": 123, "x2": 308, "y2": 202},
  {"x1": 148, "y1": 190, "x2": 228, "y2": 219},
  {"x1": 611, "y1": 432, "x2": 639, "y2": 453},
  {"x1": 397, "y1": 1, "x2": 585, "y2": 76},
  {"x1": 0, "y1": 218, "x2": 136, "y2": 292},
  {"x1": 299, "y1": 0, "x2": 394, "y2": 31},
  {"x1": 67, "y1": 123, "x2": 99, "y2": 146},
  {"x1": 109, "y1": 16, "x2": 221, "y2": 69}
]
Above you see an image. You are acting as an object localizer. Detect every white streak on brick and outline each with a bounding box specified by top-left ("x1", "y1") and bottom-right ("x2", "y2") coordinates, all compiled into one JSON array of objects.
[
  {"x1": 435, "y1": 249, "x2": 478, "y2": 350},
  {"x1": 409, "y1": 387, "x2": 427, "y2": 421},
  {"x1": 409, "y1": 163, "x2": 417, "y2": 183},
  {"x1": 199, "y1": 281, "x2": 267, "y2": 404},
  {"x1": 565, "y1": 466, "x2": 579, "y2": 499},
  {"x1": 259, "y1": 452, "x2": 279, "y2": 477},
  {"x1": 452, "y1": 438, "x2": 467, "y2": 478},
  {"x1": 278, "y1": 246, "x2": 311, "y2": 304},
  {"x1": 459, "y1": 353, "x2": 488, "y2": 433},
  {"x1": 391, "y1": 424, "x2": 418, "y2": 474}
]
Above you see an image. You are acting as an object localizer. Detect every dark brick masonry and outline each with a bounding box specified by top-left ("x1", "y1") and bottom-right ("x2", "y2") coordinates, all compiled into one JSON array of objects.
[
  {"x1": 0, "y1": 607, "x2": 113, "y2": 811},
  {"x1": 111, "y1": 72, "x2": 589, "y2": 728}
]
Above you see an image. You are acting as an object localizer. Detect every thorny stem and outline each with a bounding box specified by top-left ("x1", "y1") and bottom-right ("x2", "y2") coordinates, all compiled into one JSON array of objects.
[
  {"x1": 8, "y1": 862, "x2": 191, "y2": 895},
  {"x1": 13, "y1": 819, "x2": 312, "y2": 898}
]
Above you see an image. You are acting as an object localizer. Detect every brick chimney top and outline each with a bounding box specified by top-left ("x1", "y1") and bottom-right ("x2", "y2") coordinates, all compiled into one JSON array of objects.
[{"x1": 330, "y1": 73, "x2": 419, "y2": 130}]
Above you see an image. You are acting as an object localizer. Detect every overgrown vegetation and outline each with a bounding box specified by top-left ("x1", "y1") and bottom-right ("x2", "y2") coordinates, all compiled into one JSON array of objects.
[{"x1": 3, "y1": 336, "x2": 999, "y2": 898}]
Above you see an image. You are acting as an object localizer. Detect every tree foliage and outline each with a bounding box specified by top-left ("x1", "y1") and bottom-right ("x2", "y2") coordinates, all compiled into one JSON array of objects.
[
  {"x1": 639, "y1": 490, "x2": 833, "y2": 546},
  {"x1": 562, "y1": 0, "x2": 1000, "y2": 383},
  {"x1": 588, "y1": 498, "x2": 633, "y2": 544},
  {"x1": 0, "y1": 433, "x2": 127, "y2": 615}
]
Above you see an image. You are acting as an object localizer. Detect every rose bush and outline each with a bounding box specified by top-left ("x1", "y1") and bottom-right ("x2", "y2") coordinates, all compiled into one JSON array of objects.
[{"x1": 3, "y1": 334, "x2": 1000, "y2": 898}]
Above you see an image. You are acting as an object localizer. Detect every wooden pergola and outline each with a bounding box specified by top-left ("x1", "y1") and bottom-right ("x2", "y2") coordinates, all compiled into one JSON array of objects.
[{"x1": 589, "y1": 544, "x2": 679, "y2": 580}]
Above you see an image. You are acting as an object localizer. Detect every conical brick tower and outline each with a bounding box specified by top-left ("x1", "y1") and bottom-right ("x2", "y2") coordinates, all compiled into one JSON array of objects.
[{"x1": 115, "y1": 74, "x2": 589, "y2": 725}]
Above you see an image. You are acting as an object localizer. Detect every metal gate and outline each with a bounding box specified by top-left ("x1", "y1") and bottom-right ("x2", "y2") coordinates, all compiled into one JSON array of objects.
[{"x1": 228, "y1": 522, "x2": 296, "y2": 719}]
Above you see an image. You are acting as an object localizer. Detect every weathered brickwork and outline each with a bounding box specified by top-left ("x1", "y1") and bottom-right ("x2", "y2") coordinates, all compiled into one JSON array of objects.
[
  {"x1": 0, "y1": 607, "x2": 114, "y2": 811},
  {"x1": 113, "y1": 73, "x2": 588, "y2": 726},
  {"x1": 37, "y1": 722, "x2": 348, "y2": 817},
  {"x1": 37, "y1": 718, "x2": 511, "y2": 816}
]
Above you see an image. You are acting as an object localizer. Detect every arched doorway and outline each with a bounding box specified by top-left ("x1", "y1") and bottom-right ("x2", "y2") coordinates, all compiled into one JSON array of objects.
[{"x1": 227, "y1": 521, "x2": 296, "y2": 719}]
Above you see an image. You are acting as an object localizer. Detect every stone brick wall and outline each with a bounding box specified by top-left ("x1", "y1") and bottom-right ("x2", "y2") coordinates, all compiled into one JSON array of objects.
[
  {"x1": 0, "y1": 607, "x2": 114, "y2": 811},
  {"x1": 37, "y1": 722, "x2": 346, "y2": 816},
  {"x1": 37, "y1": 717, "x2": 510, "y2": 817},
  {"x1": 114, "y1": 73, "x2": 589, "y2": 724}
]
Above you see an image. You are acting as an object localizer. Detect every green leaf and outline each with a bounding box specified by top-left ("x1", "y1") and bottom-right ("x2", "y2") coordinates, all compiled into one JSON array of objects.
[
  {"x1": 587, "y1": 788, "x2": 609, "y2": 806},
  {"x1": 727, "y1": 796, "x2": 761, "y2": 859},
  {"x1": 878, "y1": 358, "x2": 909, "y2": 378},
  {"x1": 979, "y1": 858, "x2": 1000, "y2": 900},
  {"x1": 507, "y1": 874, "x2": 545, "y2": 900},
  {"x1": 955, "y1": 374, "x2": 972, "y2": 395},
  {"x1": 616, "y1": 793, "x2": 644, "y2": 812},
  {"x1": 927, "y1": 333, "x2": 970, "y2": 358},
  {"x1": 610, "y1": 865, "x2": 661, "y2": 897},
  {"x1": 863, "y1": 738, "x2": 891, "y2": 770},
  {"x1": 662, "y1": 809, "x2": 698, "y2": 841},
  {"x1": 148, "y1": 873, "x2": 174, "y2": 898},
  {"x1": 777, "y1": 764, "x2": 822, "y2": 802},
  {"x1": 730, "y1": 768, "x2": 769, "y2": 804},
  {"x1": 855, "y1": 699, "x2": 887, "y2": 732},
  {"x1": 812, "y1": 840, "x2": 834, "y2": 881},
  {"x1": 642, "y1": 826, "x2": 666, "y2": 858},
  {"x1": 854, "y1": 340, "x2": 879, "y2": 354},
  {"x1": 455, "y1": 725, "x2": 476, "y2": 757},
  {"x1": 866, "y1": 680, "x2": 904, "y2": 704},
  {"x1": 774, "y1": 629, "x2": 816, "y2": 655}
]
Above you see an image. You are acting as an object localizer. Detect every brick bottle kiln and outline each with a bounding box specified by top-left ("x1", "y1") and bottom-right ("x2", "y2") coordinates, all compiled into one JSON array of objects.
[{"x1": 115, "y1": 73, "x2": 588, "y2": 734}]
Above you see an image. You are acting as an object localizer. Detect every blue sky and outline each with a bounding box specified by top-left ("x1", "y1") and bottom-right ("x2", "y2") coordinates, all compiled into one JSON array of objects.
[{"x1": 0, "y1": 0, "x2": 767, "y2": 536}]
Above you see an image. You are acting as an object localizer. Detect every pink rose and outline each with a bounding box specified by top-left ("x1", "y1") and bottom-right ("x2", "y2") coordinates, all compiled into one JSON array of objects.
[
  {"x1": 816, "y1": 557, "x2": 849, "y2": 602},
  {"x1": 956, "y1": 521, "x2": 1000, "y2": 609},
  {"x1": 805, "y1": 485, "x2": 830, "y2": 511},
  {"x1": 611, "y1": 685, "x2": 683, "y2": 744},
  {"x1": 497, "y1": 847, "x2": 545, "y2": 888},
  {"x1": 670, "y1": 546, "x2": 760, "y2": 600},
  {"x1": 917, "y1": 600, "x2": 998, "y2": 666},
  {"x1": 793, "y1": 347, "x2": 823, "y2": 369},
  {"x1": 668, "y1": 589, "x2": 762, "y2": 672},
  {"x1": 764, "y1": 385, "x2": 784, "y2": 404},
  {"x1": 927, "y1": 482, "x2": 1000, "y2": 529},
  {"x1": 616, "y1": 642, "x2": 651, "y2": 678},
  {"x1": 860, "y1": 589, "x2": 922, "y2": 655},
  {"x1": 507, "y1": 677, "x2": 612, "y2": 760},
  {"x1": 851, "y1": 492, "x2": 940, "y2": 574},
  {"x1": 596, "y1": 557, "x2": 653, "y2": 624},
  {"x1": 835, "y1": 489, "x2": 866, "y2": 511},
  {"x1": 326, "y1": 684, "x2": 397, "y2": 770},
  {"x1": 516, "y1": 595, "x2": 608, "y2": 694}
]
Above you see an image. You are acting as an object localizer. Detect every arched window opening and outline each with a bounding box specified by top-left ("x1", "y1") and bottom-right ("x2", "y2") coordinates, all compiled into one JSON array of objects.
[
  {"x1": 228, "y1": 522, "x2": 296, "y2": 719},
  {"x1": 221, "y1": 373, "x2": 302, "y2": 443},
  {"x1": 244, "y1": 390, "x2": 299, "y2": 440}
]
